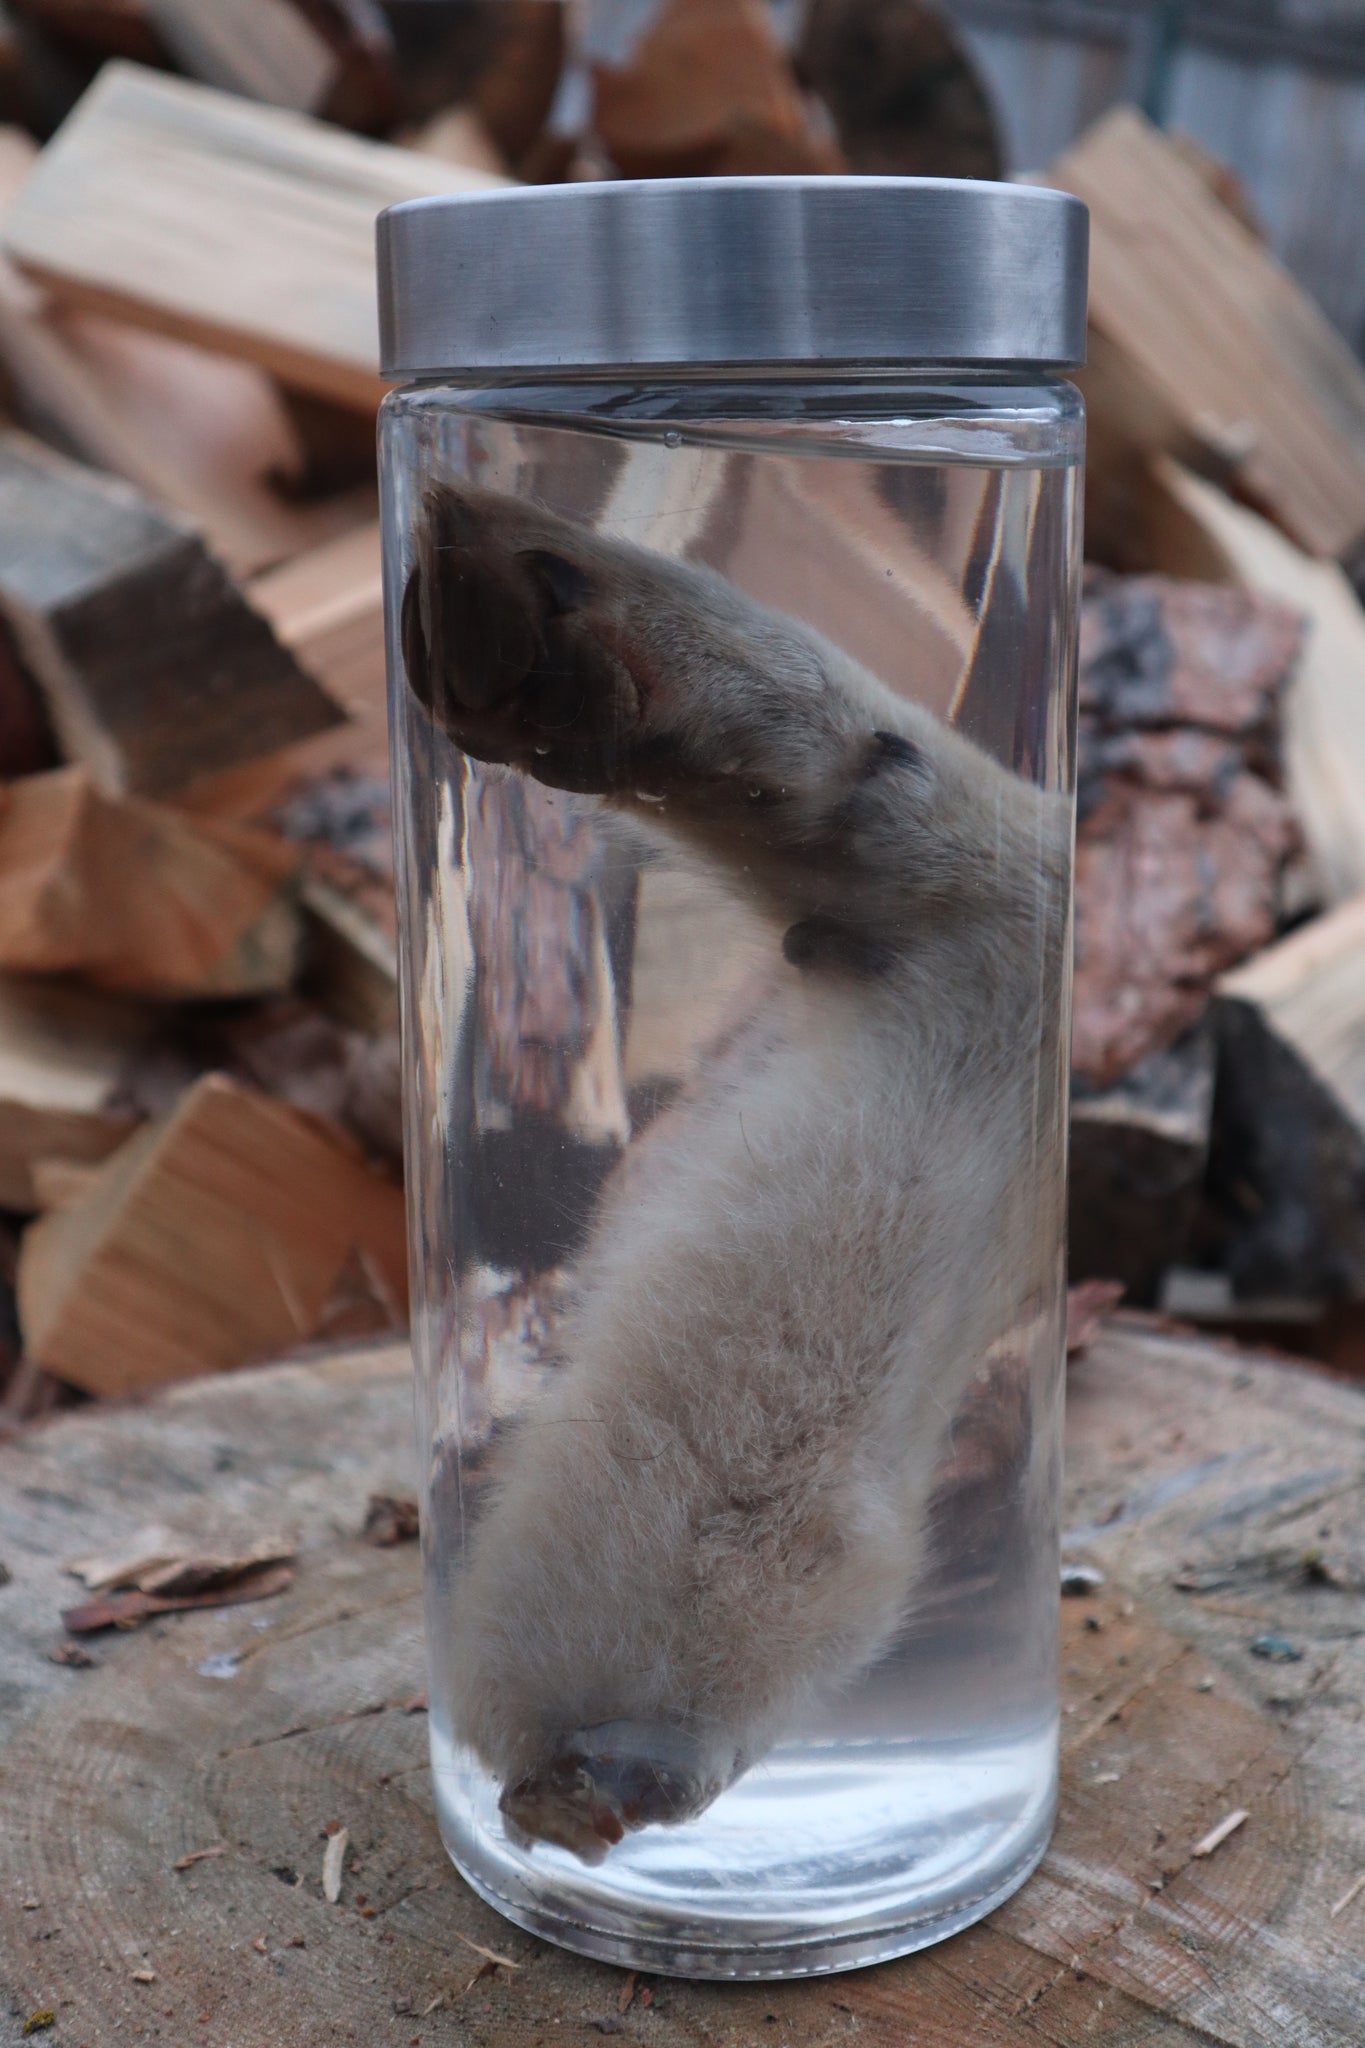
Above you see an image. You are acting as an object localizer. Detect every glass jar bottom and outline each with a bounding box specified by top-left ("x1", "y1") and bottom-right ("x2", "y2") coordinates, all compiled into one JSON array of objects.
[{"x1": 430, "y1": 1719, "x2": 1056, "y2": 1979}]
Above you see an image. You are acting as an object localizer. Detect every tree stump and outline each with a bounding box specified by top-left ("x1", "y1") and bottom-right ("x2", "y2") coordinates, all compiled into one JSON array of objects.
[{"x1": 1, "y1": 1325, "x2": 1362, "y2": 2045}]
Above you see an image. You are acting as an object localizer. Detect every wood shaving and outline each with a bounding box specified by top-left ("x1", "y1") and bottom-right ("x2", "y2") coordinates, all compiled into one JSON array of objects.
[
  {"x1": 1330, "y1": 1871, "x2": 1365, "y2": 1918},
  {"x1": 453, "y1": 1930, "x2": 519, "y2": 1970},
  {"x1": 64, "y1": 1527, "x2": 294, "y2": 1595},
  {"x1": 173, "y1": 1844, "x2": 227, "y2": 1870},
  {"x1": 64, "y1": 1524, "x2": 181, "y2": 1589},
  {"x1": 322, "y1": 1826, "x2": 349, "y2": 1903},
  {"x1": 1191, "y1": 1808, "x2": 1248, "y2": 1858}
]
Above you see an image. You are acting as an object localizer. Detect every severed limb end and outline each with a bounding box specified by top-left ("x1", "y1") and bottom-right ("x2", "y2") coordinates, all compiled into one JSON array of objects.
[{"x1": 499, "y1": 1721, "x2": 742, "y2": 1864}]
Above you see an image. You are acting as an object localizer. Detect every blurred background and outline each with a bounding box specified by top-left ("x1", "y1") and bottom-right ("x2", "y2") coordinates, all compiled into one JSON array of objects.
[{"x1": 2, "y1": 0, "x2": 1365, "y2": 1431}]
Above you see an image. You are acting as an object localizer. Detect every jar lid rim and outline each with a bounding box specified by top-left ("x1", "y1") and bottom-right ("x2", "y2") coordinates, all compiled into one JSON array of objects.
[{"x1": 377, "y1": 176, "x2": 1089, "y2": 378}]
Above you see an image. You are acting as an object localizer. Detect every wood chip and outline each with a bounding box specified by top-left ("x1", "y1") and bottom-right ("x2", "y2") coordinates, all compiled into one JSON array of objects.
[
  {"x1": 172, "y1": 1844, "x2": 227, "y2": 1871},
  {"x1": 452, "y1": 1930, "x2": 519, "y2": 1971},
  {"x1": 617, "y1": 1971, "x2": 637, "y2": 2014},
  {"x1": 130, "y1": 1967, "x2": 155, "y2": 1983},
  {"x1": 67, "y1": 1527, "x2": 294, "y2": 1595},
  {"x1": 322, "y1": 1826, "x2": 349, "y2": 1904},
  {"x1": 1330, "y1": 1871, "x2": 1365, "y2": 1918},
  {"x1": 1191, "y1": 1808, "x2": 1248, "y2": 1858},
  {"x1": 62, "y1": 1560, "x2": 293, "y2": 1633},
  {"x1": 65, "y1": 1523, "x2": 182, "y2": 1589}
]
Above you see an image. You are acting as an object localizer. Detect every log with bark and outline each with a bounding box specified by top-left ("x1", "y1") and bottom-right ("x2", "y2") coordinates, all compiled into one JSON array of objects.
[{"x1": 1073, "y1": 572, "x2": 1301, "y2": 1091}]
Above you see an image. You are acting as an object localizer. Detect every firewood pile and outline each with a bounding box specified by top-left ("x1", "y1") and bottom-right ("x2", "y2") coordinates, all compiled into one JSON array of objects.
[{"x1": 1, "y1": 0, "x2": 1365, "y2": 1428}]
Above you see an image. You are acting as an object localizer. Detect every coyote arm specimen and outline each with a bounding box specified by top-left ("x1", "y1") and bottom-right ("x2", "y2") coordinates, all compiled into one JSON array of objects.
[{"x1": 403, "y1": 483, "x2": 1070, "y2": 1861}]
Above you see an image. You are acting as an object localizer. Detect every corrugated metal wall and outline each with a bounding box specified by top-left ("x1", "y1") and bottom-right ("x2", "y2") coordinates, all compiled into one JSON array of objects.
[{"x1": 942, "y1": 2, "x2": 1365, "y2": 353}]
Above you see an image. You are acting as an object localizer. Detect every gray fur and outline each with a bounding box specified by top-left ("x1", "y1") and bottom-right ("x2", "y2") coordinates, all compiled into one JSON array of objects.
[{"x1": 405, "y1": 485, "x2": 1070, "y2": 1861}]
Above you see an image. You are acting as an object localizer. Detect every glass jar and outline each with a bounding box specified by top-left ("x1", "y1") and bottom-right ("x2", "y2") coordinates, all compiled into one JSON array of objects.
[{"x1": 377, "y1": 178, "x2": 1087, "y2": 1979}]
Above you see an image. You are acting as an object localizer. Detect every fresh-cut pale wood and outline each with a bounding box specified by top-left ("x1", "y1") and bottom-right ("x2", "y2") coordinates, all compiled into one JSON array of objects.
[
  {"x1": 1050, "y1": 107, "x2": 1365, "y2": 562},
  {"x1": 1215, "y1": 892, "x2": 1365, "y2": 1300},
  {"x1": 16, "y1": 1072, "x2": 407, "y2": 1395},
  {"x1": 0, "y1": 60, "x2": 511, "y2": 410},
  {"x1": 0, "y1": 1323, "x2": 1359, "y2": 2042},
  {"x1": 1157, "y1": 459, "x2": 1365, "y2": 905},
  {"x1": 0, "y1": 973, "x2": 148, "y2": 1209},
  {"x1": 0, "y1": 429, "x2": 342, "y2": 798},
  {"x1": 0, "y1": 766, "x2": 303, "y2": 998},
  {"x1": 0, "y1": 122, "x2": 371, "y2": 578}
]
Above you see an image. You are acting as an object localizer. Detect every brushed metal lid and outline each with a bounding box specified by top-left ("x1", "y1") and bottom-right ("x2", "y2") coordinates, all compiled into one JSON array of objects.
[{"x1": 377, "y1": 176, "x2": 1089, "y2": 379}]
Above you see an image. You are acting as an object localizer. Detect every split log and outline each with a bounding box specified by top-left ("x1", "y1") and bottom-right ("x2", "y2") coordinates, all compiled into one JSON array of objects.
[
  {"x1": 399, "y1": 103, "x2": 510, "y2": 179},
  {"x1": 0, "y1": 429, "x2": 342, "y2": 798},
  {"x1": 1073, "y1": 573, "x2": 1301, "y2": 1088},
  {"x1": 0, "y1": 974, "x2": 149, "y2": 1210},
  {"x1": 0, "y1": 612, "x2": 54, "y2": 777},
  {"x1": 796, "y1": 0, "x2": 1001, "y2": 179},
  {"x1": 1155, "y1": 459, "x2": 1365, "y2": 906},
  {"x1": 1211, "y1": 893, "x2": 1365, "y2": 1300},
  {"x1": 142, "y1": 0, "x2": 399, "y2": 129},
  {"x1": 5, "y1": 0, "x2": 163, "y2": 66},
  {"x1": 1068, "y1": 1024, "x2": 1215, "y2": 1303},
  {"x1": 0, "y1": 766, "x2": 303, "y2": 998},
  {"x1": 1050, "y1": 107, "x2": 1365, "y2": 562},
  {"x1": 1078, "y1": 331, "x2": 1236, "y2": 581},
  {"x1": 17, "y1": 1071, "x2": 407, "y2": 1396},
  {"x1": 383, "y1": 0, "x2": 561, "y2": 159},
  {"x1": 590, "y1": 0, "x2": 844, "y2": 179},
  {"x1": 176, "y1": 523, "x2": 388, "y2": 822},
  {"x1": 0, "y1": 124, "x2": 372, "y2": 578},
  {"x1": 0, "y1": 60, "x2": 510, "y2": 410},
  {"x1": 297, "y1": 872, "x2": 397, "y2": 1036}
]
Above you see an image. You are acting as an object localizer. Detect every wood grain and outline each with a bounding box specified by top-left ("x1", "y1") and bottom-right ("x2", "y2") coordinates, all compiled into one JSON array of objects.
[
  {"x1": 0, "y1": 120, "x2": 372, "y2": 580},
  {"x1": 0, "y1": 428, "x2": 341, "y2": 799},
  {"x1": 0, "y1": 974, "x2": 147, "y2": 1210},
  {"x1": 0, "y1": 60, "x2": 510, "y2": 410},
  {"x1": 0, "y1": 766, "x2": 303, "y2": 998},
  {"x1": 0, "y1": 1324, "x2": 1360, "y2": 2042},
  {"x1": 1051, "y1": 107, "x2": 1365, "y2": 563},
  {"x1": 1158, "y1": 460, "x2": 1365, "y2": 907},
  {"x1": 17, "y1": 1072, "x2": 407, "y2": 1394}
]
